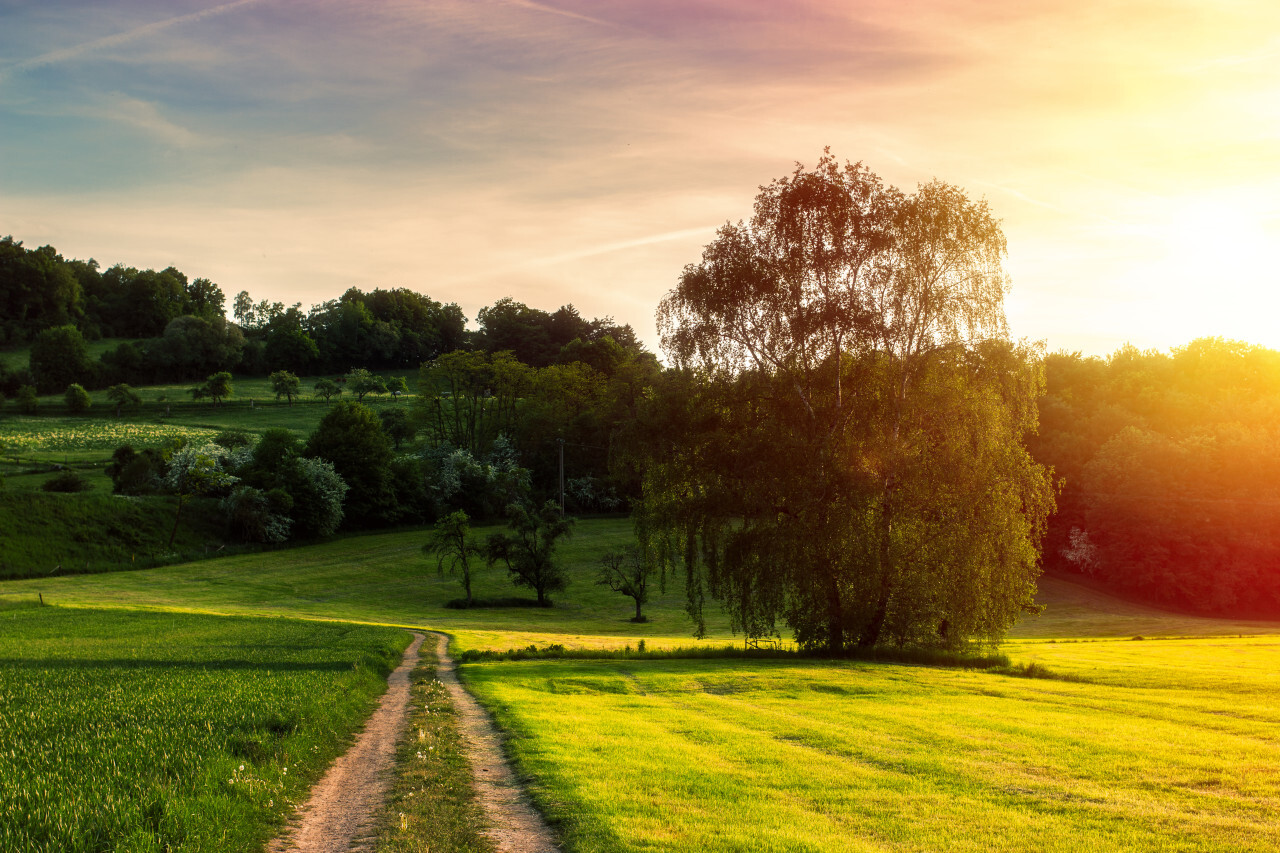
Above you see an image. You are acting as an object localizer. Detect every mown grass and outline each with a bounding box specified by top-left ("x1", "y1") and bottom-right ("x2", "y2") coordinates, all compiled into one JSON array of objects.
[
  {"x1": 0, "y1": 605, "x2": 409, "y2": 853},
  {"x1": 461, "y1": 647, "x2": 1280, "y2": 852},
  {"x1": 0, "y1": 518, "x2": 737, "y2": 648}
]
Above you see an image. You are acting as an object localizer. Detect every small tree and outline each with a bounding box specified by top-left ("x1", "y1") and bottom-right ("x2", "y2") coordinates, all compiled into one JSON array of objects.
[
  {"x1": 163, "y1": 442, "x2": 238, "y2": 547},
  {"x1": 345, "y1": 367, "x2": 387, "y2": 402},
  {"x1": 484, "y1": 500, "x2": 574, "y2": 606},
  {"x1": 64, "y1": 383, "x2": 91, "y2": 414},
  {"x1": 269, "y1": 370, "x2": 301, "y2": 406},
  {"x1": 423, "y1": 510, "x2": 481, "y2": 604},
  {"x1": 106, "y1": 383, "x2": 142, "y2": 417},
  {"x1": 387, "y1": 376, "x2": 409, "y2": 401},
  {"x1": 597, "y1": 546, "x2": 654, "y2": 622},
  {"x1": 379, "y1": 407, "x2": 415, "y2": 450},
  {"x1": 314, "y1": 378, "x2": 343, "y2": 403},
  {"x1": 191, "y1": 371, "x2": 234, "y2": 406}
]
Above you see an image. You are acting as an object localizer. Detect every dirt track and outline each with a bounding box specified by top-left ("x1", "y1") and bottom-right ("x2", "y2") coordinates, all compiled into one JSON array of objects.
[
  {"x1": 429, "y1": 631, "x2": 561, "y2": 852},
  {"x1": 270, "y1": 632, "x2": 425, "y2": 853},
  {"x1": 269, "y1": 630, "x2": 559, "y2": 853}
]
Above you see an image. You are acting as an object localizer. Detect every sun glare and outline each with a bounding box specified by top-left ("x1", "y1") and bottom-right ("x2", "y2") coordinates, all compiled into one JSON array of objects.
[{"x1": 1122, "y1": 196, "x2": 1280, "y2": 349}]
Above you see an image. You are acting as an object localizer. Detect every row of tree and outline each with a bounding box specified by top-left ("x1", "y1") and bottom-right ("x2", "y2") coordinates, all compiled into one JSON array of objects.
[{"x1": 1030, "y1": 338, "x2": 1280, "y2": 615}]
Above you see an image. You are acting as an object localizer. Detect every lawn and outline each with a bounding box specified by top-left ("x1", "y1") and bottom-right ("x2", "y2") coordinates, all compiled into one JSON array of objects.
[
  {"x1": 461, "y1": 644, "x2": 1280, "y2": 852},
  {"x1": 0, "y1": 603, "x2": 409, "y2": 853}
]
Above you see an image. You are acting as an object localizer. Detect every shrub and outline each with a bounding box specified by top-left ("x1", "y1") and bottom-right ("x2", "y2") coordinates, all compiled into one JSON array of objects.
[
  {"x1": 64, "y1": 384, "x2": 91, "y2": 413},
  {"x1": 42, "y1": 470, "x2": 91, "y2": 493}
]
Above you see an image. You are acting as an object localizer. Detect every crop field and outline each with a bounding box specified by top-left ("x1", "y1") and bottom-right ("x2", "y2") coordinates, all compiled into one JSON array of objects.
[
  {"x1": 0, "y1": 602, "x2": 408, "y2": 853},
  {"x1": 0, "y1": 416, "x2": 219, "y2": 457}
]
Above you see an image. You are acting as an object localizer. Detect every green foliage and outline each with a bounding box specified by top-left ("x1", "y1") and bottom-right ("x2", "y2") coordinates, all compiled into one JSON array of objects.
[
  {"x1": 0, "y1": 608, "x2": 405, "y2": 853},
  {"x1": 484, "y1": 500, "x2": 575, "y2": 606},
  {"x1": 30, "y1": 325, "x2": 91, "y2": 392},
  {"x1": 1032, "y1": 338, "x2": 1280, "y2": 615},
  {"x1": 304, "y1": 400, "x2": 394, "y2": 526},
  {"x1": 106, "y1": 444, "x2": 166, "y2": 495},
  {"x1": 379, "y1": 406, "x2": 415, "y2": 450},
  {"x1": 40, "y1": 469, "x2": 90, "y2": 493},
  {"x1": 62, "y1": 383, "x2": 90, "y2": 413},
  {"x1": 345, "y1": 367, "x2": 387, "y2": 402},
  {"x1": 269, "y1": 369, "x2": 301, "y2": 406},
  {"x1": 386, "y1": 375, "x2": 409, "y2": 400},
  {"x1": 313, "y1": 377, "x2": 342, "y2": 402},
  {"x1": 15, "y1": 385, "x2": 37, "y2": 413},
  {"x1": 221, "y1": 485, "x2": 293, "y2": 543},
  {"x1": 105, "y1": 383, "x2": 141, "y2": 413},
  {"x1": 597, "y1": 545, "x2": 654, "y2": 621},
  {"x1": 424, "y1": 510, "x2": 482, "y2": 603},
  {"x1": 0, "y1": 237, "x2": 81, "y2": 344},
  {"x1": 191, "y1": 371, "x2": 234, "y2": 406},
  {"x1": 645, "y1": 154, "x2": 1052, "y2": 651},
  {"x1": 417, "y1": 351, "x2": 530, "y2": 457},
  {"x1": 163, "y1": 442, "x2": 239, "y2": 547}
]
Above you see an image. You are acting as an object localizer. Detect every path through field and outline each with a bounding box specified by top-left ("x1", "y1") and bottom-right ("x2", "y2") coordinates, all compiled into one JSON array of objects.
[
  {"x1": 270, "y1": 632, "x2": 425, "y2": 853},
  {"x1": 270, "y1": 629, "x2": 558, "y2": 853},
  {"x1": 432, "y1": 631, "x2": 562, "y2": 853}
]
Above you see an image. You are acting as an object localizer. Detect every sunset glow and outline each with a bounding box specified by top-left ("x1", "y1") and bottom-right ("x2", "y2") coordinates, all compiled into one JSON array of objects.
[{"x1": 3, "y1": 0, "x2": 1279, "y2": 354}]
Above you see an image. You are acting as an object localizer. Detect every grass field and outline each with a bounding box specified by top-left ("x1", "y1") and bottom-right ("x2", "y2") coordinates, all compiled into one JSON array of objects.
[
  {"x1": 463, "y1": 643, "x2": 1280, "y2": 852},
  {"x1": 0, "y1": 603, "x2": 408, "y2": 853},
  {"x1": 3, "y1": 519, "x2": 1280, "y2": 851}
]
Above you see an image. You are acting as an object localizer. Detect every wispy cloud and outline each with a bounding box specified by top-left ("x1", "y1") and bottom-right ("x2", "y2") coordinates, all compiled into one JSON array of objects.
[{"x1": 0, "y1": 0, "x2": 263, "y2": 84}]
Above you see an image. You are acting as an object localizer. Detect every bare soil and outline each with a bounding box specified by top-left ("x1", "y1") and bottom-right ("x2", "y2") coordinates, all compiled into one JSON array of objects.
[
  {"x1": 269, "y1": 632, "x2": 425, "y2": 853},
  {"x1": 430, "y1": 631, "x2": 562, "y2": 853},
  {"x1": 269, "y1": 630, "x2": 559, "y2": 853}
]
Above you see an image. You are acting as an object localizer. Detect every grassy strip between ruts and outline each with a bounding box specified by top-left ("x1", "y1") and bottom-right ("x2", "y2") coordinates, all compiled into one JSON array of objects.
[
  {"x1": 0, "y1": 605, "x2": 409, "y2": 853},
  {"x1": 372, "y1": 642, "x2": 495, "y2": 853}
]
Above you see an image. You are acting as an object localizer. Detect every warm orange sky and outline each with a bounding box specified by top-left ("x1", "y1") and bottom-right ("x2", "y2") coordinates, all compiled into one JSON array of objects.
[{"x1": 3, "y1": 0, "x2": 1278, "y2": 355}]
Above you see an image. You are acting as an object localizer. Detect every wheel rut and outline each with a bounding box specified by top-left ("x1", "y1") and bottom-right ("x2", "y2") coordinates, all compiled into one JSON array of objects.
[
  {"x1": 269, "y1": 630, "x2": 559, "y2": 853},
  {"x1": 270, "y1": 631, "x2": 425, "y2": 853},
  {"x1": 430, "y1": 631, "x2": 561, "y2": 853}
]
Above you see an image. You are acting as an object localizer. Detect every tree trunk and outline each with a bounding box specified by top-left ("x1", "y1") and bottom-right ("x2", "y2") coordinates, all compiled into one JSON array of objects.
[
  {"x1": 168, "y1": 496, "x2": 186, "y2": 548},
  {"x1": 826, "y1": 570, "x2": 844, "y2": 655},
  {"x1": 634, "y1": 598, "x2": 643, "y2": 622}
]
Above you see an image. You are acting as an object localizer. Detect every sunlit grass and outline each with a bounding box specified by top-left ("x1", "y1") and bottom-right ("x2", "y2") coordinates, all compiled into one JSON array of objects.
[{"x1": 463, "y1": 649, "x2": 1280, "y2": 852}]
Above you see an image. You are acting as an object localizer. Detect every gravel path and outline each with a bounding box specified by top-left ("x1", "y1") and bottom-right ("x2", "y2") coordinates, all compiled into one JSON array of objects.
[
  {"x1": 430, "y1": 631, "x2": 562, "y2": 853},
  {"x1": 269, "y1": 632, "x2": 425, "y2": 853}
]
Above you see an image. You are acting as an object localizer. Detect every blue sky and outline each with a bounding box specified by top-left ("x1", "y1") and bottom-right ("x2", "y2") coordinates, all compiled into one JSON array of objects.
[{"x1": 3, "y1": 0, "x2": 1279, "y2": 354}]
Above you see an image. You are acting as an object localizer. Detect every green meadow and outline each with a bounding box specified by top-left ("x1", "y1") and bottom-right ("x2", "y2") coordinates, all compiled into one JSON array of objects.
[
  {"x1": 0, "y1": 603, "x2": 406, "y2": 853},
  {"x1": 2, "y1": 520, "x2": 1279, "y2": 851}
]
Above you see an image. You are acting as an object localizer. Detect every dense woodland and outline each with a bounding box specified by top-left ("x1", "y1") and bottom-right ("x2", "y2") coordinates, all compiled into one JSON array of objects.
[{"x1": 5, "y1": 198, "x2": 1280, "y2": 630}]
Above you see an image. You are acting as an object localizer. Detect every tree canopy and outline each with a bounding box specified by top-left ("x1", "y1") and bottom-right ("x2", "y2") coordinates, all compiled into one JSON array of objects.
[{"x1": 640, "y1": 152, "x2": 1053, "y2": 651}]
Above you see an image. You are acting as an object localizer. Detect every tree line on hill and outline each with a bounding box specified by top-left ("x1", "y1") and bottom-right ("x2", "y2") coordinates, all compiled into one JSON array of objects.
[{"x1": 0, "y1": 233, "x2": 645, "y2": 393}]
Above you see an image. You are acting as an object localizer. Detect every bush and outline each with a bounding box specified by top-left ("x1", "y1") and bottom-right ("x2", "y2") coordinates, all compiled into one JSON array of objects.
[
  {"x1": 41, "y1": 470, "x2": 91, "y2": 493},
  {"x1": 16, "y1": 385, "x2": 37, "y2": 414},
  {"x1": 64, "y1": 384, "x2": 91, "y2": 413}
]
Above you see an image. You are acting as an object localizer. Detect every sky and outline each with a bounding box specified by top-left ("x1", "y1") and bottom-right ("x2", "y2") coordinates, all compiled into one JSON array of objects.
[{"x1": 2, "y1": 0, "x2": 1279, "y2": 357}]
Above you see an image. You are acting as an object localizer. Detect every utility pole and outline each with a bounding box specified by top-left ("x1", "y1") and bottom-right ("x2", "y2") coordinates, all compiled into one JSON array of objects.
[{"x1": 558, "y1": 438, "x2": 565, "y2": 517}]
